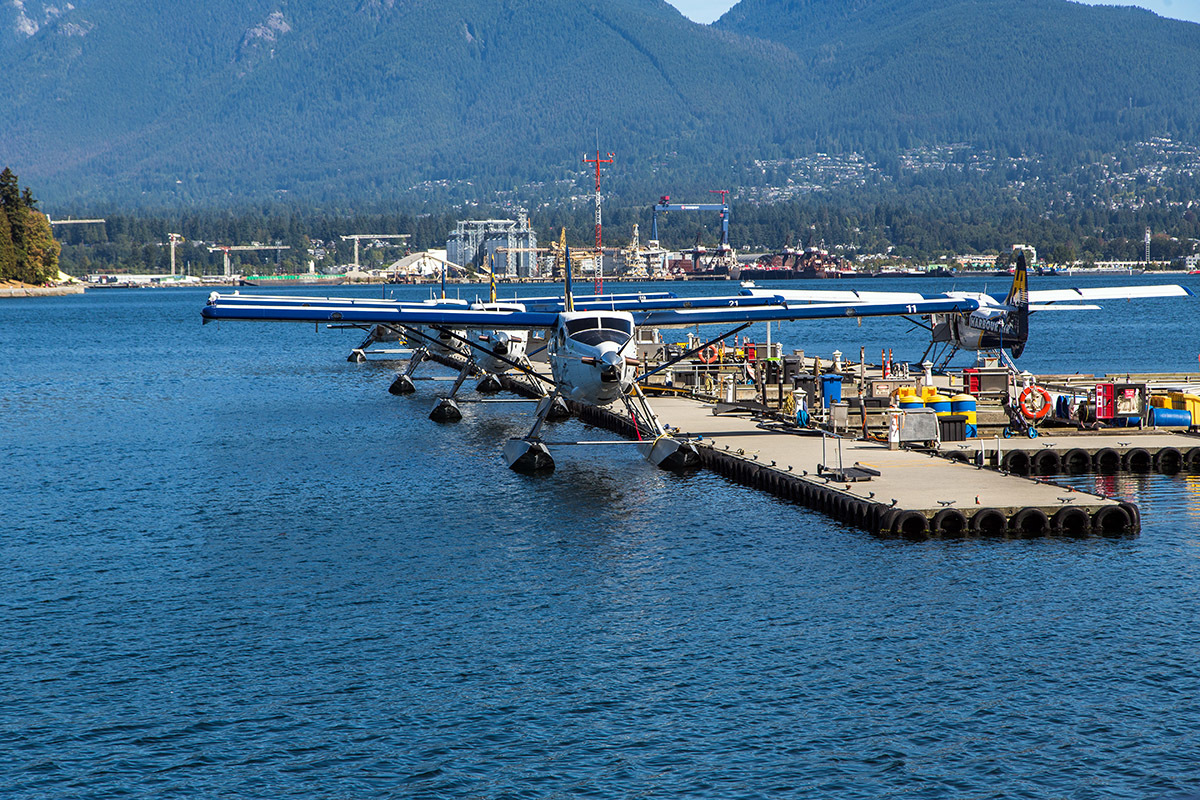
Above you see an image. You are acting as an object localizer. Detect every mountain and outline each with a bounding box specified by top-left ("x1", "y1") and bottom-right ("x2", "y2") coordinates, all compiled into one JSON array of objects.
[
  {"x1": 714, "y1": 0, "x2": 1200, "y2": 154},
  {"x1": 0, "y1": 0, "x2": 809, "y2": 206},
  {"x1": 1, "y1": 0, "x2": 1199, "y2": 208}
]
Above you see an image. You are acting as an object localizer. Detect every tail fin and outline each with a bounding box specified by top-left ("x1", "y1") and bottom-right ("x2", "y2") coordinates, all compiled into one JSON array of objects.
[
  {"x1": 564, "y1": 245, "x2": 575, "y2": 312},
  {"x1": 1004, "y1": 252, "x2": 1030, "y2": 358},
  {"x1": 488, "y1": 253, "x2": 497, "y2": 304}
]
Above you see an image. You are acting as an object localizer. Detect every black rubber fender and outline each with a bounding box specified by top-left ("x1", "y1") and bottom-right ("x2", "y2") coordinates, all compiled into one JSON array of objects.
[
  {"x1": 1052, "y1": 506, "x2": 1091, "y2": 537},
  {"x1": 1119, "y1": 501, "x2": 1141, "y2": 534},
  {"x1": 1001, "y1": 449, "x2": 1031, "y2": 476},
  {"x1": 1093, "y1": 447, "x2": 1121, "y2": 474},
  {"x1": 1187, "y1": 447, "x2": 1200, "y2": 472},
  {"x1": 1063, "y1": 448, "x2": 1091, "y2": 474},
  {"x1": 1154, "y1": 447, "x2": 1182, "y2": 475},
  {"x1": 1030, "y1": 449, "x2": 1061, "y2": 476},
  {"x1": 932, "y1": 508, "x2": 969, "y2": 538},
  {"x1": 1010, "y1": 507, "x2": 1050, "y2": 538},
  {"x1": 1122, "y1": 447, "x2": 1152, "y2": 473},
  {"x1": 1092, "y1": 504, "x2": 1134, "y2": 536},
  {"x1": 892, "y1": 510, "x2": 930, "y2": 540},
  {"x1": 970, "y1": 508, "x2": 1007, "y2": 537},
  {"x1": 873, "y1": 505, "x2": 898, "y2": 536}
]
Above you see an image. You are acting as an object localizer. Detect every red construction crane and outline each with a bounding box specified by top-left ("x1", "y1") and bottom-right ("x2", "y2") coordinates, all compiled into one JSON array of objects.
[{"x1": 583, "y1": 149, "x2": 614, "y2": 294}]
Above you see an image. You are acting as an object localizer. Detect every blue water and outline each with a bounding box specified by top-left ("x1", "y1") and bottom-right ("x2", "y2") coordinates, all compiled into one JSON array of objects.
[{"x1": 3, "y1": 278, "x2": 1200, "y2": 798}]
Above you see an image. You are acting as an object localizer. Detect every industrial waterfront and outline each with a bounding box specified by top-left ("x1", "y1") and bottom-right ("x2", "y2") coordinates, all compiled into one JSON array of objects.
[{"x1": 5, "y1": 279, "x2": 1200, "y2": 797}]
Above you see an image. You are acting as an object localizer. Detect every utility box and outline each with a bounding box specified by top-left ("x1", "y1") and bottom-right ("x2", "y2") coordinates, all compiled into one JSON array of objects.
[
  {"x1": 870, "y1": 378, "x2": 916, "y2": 400},
  {"x1": 939, "y1": 414, "x2": 968, "y2": 443},
  {"x1": 899, "y1": 408, "x2": 940, "y2": 444}
]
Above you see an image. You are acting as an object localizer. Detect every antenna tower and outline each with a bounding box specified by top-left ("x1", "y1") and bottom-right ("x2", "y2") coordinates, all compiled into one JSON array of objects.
[
  {"x1": 584, "y1": 149, "x2": 614, "y2": 293},
  {"x1": 1145, "y1": 227, "x2": 1152, "y2": 263}
]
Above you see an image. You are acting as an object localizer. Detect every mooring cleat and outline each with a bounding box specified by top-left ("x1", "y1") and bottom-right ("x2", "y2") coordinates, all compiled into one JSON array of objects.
[
  {"x1": 503, "y1": 438, "x2": 554, "y2": 473},
  {"x1": 429, "y1": 398, "x2": 463, "y2": 423},
  {"x1": 389, "y1": 374, "x2": 416, "y2": 395},
  {"x1": 476, "y1": 374, "x2": 504, "y2": 394}
]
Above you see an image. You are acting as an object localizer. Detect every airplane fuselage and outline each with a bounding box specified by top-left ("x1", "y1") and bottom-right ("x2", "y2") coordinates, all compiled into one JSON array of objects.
[{"x1": 547, "y1": 310, "x2": 636, "y2": 405}]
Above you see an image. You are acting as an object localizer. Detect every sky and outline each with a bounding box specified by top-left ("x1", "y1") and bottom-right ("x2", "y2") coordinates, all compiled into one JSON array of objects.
[{"x1": 665, "y1": 0, "x2": 1200, "y2": 25}]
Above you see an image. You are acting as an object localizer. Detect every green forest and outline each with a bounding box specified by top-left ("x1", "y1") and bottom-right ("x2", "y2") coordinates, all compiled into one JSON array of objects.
[
  {"x1": 51, "y1": 193, "x2": 1200, "y2": 277},
  {"x1": 0, "y1": 169, "x2": 61, "y2": 285}
]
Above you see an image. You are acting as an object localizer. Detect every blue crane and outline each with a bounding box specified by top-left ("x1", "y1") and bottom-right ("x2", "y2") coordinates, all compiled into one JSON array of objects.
[{"x1": 650, "y1": 190, "x2": 731, "y2": 252}]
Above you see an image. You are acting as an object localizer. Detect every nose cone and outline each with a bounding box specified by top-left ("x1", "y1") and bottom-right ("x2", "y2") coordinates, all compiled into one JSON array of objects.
[
  {"x1": 494, "y1": 341, "x2": 509, "y2": 356},
  {"x1": 599, "y1": 350, "x2": 623, "y2": 383}
]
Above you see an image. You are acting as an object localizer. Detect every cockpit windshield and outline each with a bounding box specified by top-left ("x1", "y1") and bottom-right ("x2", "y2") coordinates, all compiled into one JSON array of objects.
[{"x1": 564, "y1": 316, "x2": 633, "y2": 346}]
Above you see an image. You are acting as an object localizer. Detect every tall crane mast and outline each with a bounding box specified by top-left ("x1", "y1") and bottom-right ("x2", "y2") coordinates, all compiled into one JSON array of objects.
[
  {"x1": 206, "y1": 244, "x2": 290, "y2": 278},
  {"x1": 339, "y1": 234, "x2": 411, "y2": 270},
  {"x1": 168, "y1": 233, "x2": 184, "y2": 276},
  {"x1": 583, "y1": 149, "x2": 613, "y2": 294}
]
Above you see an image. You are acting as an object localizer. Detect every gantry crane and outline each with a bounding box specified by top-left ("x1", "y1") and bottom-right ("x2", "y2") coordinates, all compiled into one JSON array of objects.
[
  {"x1": 650, "y1": 190, "x2": 733, "y2": 272},
  {"x1": 339, "y1": 234, "x2": 410, "y2": 270},
  {"x1": 207, "y1": 244, "x2": 290, "y2": 277}
]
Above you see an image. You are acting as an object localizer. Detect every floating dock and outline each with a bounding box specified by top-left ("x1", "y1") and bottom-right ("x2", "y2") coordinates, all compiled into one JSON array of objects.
[
  {"x1": 351, "y1": 331, "x2": 1200, "y2": 539},
  {"x1": 575, "y1": 396, "x2": 1140, "y2": 539}
]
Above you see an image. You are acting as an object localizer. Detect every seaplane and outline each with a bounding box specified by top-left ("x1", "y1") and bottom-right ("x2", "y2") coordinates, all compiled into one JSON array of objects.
[
  {"x1": 202, "y1": 245, "x2": 984, "y2": 472},
  {"x1": 741, "y1": 253, "x2": 1193, "y2": 368}
]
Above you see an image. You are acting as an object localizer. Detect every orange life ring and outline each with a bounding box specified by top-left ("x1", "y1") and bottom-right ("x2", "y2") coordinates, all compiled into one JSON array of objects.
[
  {"x1": 1019, "y1": 386, "x2": 1052, "y2": 420},
  {"x1": 698, "y1": 345, "x2": 718, "y2": 364}
]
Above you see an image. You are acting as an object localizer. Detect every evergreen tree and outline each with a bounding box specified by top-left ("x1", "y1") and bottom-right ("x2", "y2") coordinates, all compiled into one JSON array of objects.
[
  {"x1": 0, "y1": 168, "x2": 24, "y2": 262},
  {"x1": 0, "y1": 208, "x2": 16, "y2": 282}
]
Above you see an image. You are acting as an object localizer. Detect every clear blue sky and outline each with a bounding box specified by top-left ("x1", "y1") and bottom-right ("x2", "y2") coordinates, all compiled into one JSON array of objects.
[{"x1": 665, "y1": 0, "x2": 1200, "y2": 25}]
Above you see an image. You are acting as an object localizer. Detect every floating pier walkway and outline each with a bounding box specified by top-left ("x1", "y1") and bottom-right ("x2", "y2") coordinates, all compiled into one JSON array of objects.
[
  {"x1": 370, "y1": 341, "x2": 1185, "y2": 540},
  {"x1": 575, "y1": 395, "x2": 1141, "y2": 539}
]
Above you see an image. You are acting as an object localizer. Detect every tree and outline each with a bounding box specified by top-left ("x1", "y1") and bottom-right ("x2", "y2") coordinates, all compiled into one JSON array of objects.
[
  {"x1": 23, "y1": 210, "x2": 61, "y2": 284},
  {"x1": 0, "y1": 208, "x2": 16, "y2": 281}
]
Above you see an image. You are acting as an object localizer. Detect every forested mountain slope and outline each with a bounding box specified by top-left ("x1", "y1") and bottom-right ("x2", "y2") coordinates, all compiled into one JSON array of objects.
[{"x1": 1, "y1": 0, "x2": 1198, "y2": 207}]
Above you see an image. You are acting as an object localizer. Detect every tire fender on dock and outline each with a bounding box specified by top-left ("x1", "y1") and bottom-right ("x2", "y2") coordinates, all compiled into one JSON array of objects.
[
  {"x1": 970, "y1": 508, "x2": 1007, "y2": 537},
  {"x1": 1092, "y1": 504, "x2": 1134, "y2": 536},
  {"x1": 1186, "y1": 448, "x2": 1200, "y2": 472},
  {"x1": 1052, "y1": 506, "x2": 1091, "y2": 537},
  {"x1": 1154, "y1": 447, "x2": 1182, "y2": 474},
  {"x1": 1031, "y1": 449, "x2": 1061, "y2": 476},
  {"x1": 1122, "y1": 447, "x2": 1152, "y2": 473},
  {"x1": 1001, "y1": 449, "x2": 1031, "y2": 476},
  {"x1": 1010, "y1": 507, "x2": 1050, "y2": 537},
  {"x1": 1063, "y1": 448, "x2": 1091, "y2": 474},
  {"x1": 892, "y1": 510, "x2": 930, "y2": 540},
  {"x1": 1093, "y1": 447, "x2": 1121, "y2": 474},
  {"x1": 932, "y1": 508, "x2": 969, "y2": 537}
]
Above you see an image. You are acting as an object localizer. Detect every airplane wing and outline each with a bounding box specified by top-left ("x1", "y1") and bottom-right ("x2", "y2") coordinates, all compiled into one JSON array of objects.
[
  {"x1": 741, "y1": 287, "x2": 928, "y2": 304},
  {"x1": 201, "y1": 294, "x2": 560, "y2": 329},
  {"x1": 1027, "y1": 303, "x2": 1101, "y2": 312},
  {"x1": 633, "y1": 296, "x2": 980, "y2": 327},
  {"x1": 1026, "y1": 285, "x2": 1194, "y2": 303}
]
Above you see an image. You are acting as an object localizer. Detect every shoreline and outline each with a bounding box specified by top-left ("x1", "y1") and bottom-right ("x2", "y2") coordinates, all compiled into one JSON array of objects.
[{"x1": 0, "y1": 284, "x2": 86, "y2": 298}]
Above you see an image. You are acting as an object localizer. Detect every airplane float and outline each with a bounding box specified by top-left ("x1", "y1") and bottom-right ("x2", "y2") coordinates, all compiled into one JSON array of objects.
[{"x1": 201, "y1": 248, "x2": 982, "y2": 473}]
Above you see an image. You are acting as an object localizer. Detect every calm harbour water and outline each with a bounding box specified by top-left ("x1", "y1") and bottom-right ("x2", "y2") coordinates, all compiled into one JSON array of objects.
[{"x1": 3, "y1": 276, "x2": 1200, "y2": 798}]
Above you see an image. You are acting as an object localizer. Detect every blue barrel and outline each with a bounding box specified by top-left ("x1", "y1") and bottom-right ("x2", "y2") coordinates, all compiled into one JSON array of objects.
[
  {"x1": 951, "y1": 393, "x2": 978, "y2": 438},
  {"x1": 925, "y1": 392, "x2": 951, "y2": 417},
  {"x1": 1149, "y1": 407, "x2": 1192, "y2": 427},
  {"x1": 820, "y1": 374, "x2": 842, "y2": 408},
  {"x1": 899, "y1": 398, "x2": 924, "y2": 412}
]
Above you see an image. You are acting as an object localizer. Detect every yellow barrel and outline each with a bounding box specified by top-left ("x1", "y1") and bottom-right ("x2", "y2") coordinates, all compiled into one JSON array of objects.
[{"x1": 920, "y1": 385, "x2": 940, "y2": 401}]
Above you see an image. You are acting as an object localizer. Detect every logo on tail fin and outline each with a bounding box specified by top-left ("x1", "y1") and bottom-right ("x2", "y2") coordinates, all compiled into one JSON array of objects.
[{"x1": 1005, "y1": 252, "x2": 1030, "y2": 358}]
